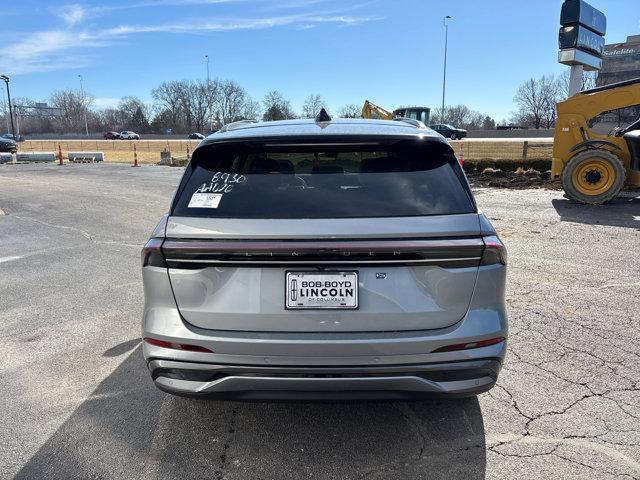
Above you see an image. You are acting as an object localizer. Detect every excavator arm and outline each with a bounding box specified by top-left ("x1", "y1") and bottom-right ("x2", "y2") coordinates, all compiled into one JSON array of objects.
[{"x1": 361, "y1": 100, "x2": 394, "y2": 120}]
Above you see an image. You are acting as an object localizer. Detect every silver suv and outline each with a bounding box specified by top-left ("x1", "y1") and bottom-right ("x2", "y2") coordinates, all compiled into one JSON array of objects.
[{"x1": 142, "y1": 116, "x2": 507, "y2": 400}]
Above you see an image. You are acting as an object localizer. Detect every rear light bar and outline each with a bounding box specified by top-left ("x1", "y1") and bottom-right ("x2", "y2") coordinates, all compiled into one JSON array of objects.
[
  {"x1": 480, "y1": 235, "x2": 507, "y2": 266},
  {"x1": 141, "y1": 238, "x2": 167, "y2": 268},
  {"x1": 161, "y1": 238, "x2": 485, "y2": 268},
  {"x1": 144, "y1": 337, "x2": 213, "y2": 353},
  {"x1": 143, "y1": 236, "x2": 505, "y2": 268},
  {"x1": 432, "y1": 337, "x2": 505, "y2": 353}
]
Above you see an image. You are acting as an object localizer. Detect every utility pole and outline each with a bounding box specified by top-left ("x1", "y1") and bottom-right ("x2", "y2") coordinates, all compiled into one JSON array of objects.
[
  {"x1": 441, "y1": 15, "x2": 452, "y2": 121},
  {"x1": 205, "y1": 55, "x2": 213, "y2": 132},
  {"x1": 78, "y1": 74, "x2": 89, "y2": 135},
  {"x1": 0, "y1": 75, "x2": 16, "y2": 140}
]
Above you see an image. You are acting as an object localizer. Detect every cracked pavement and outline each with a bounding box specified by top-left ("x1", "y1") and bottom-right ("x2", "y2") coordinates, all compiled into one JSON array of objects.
[{"x1": 0, "y1": 163, "x2": 638, "y2": 479}]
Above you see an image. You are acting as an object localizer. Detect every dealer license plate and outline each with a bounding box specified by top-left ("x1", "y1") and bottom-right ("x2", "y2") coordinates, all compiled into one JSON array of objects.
[{"x1": 285, "y1": 272, "x2": 358, "y2": 309}]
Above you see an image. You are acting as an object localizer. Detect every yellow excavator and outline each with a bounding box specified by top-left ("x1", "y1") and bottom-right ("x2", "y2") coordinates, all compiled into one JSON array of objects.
[
  {"x1": 552, "y1": 77, "x2": 640, "y2": 203},
  {"x1": 361, "y1": 100, "x2": 431, "y2": 125}
]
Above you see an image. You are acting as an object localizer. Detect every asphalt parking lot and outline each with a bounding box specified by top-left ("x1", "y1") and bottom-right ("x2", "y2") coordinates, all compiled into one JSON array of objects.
[{"x1": 1, "y1": 163, "x2": 639, "y2": 480}]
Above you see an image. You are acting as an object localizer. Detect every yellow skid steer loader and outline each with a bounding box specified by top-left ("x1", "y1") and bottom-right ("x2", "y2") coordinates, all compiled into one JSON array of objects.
[{"x1": 553, "y1": 77, "x2": 640, "y2": 203}]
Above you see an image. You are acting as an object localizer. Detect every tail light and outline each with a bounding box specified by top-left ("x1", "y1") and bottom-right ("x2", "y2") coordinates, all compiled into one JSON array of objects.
[
  {"x1": 141, "y1": 238, "x2": 167, "y2": 267},
  {"x1": 480, "y1": 235, "x2": 507, "y2": 266},
  {"x1": 432, "y1": 337, "x2": 505, "y2": 353},
  {"x1": 144, "y1": 337, "x2": 213, "y2": 353}
]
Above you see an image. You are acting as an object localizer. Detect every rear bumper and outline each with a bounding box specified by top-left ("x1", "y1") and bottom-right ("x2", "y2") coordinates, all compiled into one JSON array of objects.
[
  {"x1": 148, "y1": 358, "x2": 502, "y2": 400},
  {"x1": 142, "y1": 263, "x2": 508, "y2": 399}
]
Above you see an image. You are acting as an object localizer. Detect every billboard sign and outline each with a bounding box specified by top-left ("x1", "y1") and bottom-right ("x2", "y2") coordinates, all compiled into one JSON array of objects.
[
  {"x1": 558, "y1": 48, "x2": 602, "y2": 71},
  {"x1": 561, "y1": 0, "x2": 606, "y2": 36},
  {"x1": 559, "y1": 0, "x2": 606, "y2": 74},
  {"x1": 559, "y1": 25, "x2": 605, "y2": 55}
]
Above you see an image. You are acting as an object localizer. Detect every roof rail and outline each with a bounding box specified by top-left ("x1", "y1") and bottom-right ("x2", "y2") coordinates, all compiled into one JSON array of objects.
[
  {"x1": 217, "y1": 119, "x2": 259, "y2": 133},
  {"x1": 392, "y1": 117, "x2": 427, "y2": 129}
]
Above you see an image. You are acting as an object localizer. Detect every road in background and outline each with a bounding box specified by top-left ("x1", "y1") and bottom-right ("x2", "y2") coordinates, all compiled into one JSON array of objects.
[
  {"x1": 0, "y1": 164, "x2": 638, "y2": 479},
  {"x1": 14, "y1": 137, "x2": 554, "y2": 165}
]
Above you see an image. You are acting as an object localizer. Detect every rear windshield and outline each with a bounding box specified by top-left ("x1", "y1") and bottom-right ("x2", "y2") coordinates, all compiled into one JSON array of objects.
[{"x1": 171, "y1": 139, "x2": 474, "y2": 218}]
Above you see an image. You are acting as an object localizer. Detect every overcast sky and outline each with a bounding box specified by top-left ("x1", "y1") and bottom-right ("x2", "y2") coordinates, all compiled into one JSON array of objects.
[{"x1": 0, "y1": 0, "x2": 638, "y2": 121}]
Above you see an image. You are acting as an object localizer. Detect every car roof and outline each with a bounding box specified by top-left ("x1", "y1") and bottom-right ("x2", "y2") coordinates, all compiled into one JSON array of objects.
[{"x1": 200, "y1": 118, "x2": 444, "y2": 146}]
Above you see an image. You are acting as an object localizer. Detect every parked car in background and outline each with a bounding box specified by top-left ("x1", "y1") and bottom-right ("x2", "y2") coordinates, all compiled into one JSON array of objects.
[
  {"x1": 1, "y1": 133, "x2": 24, "y2": 142},
  {"x1": 429, "y1": 124, "x2": 467, "y2": 140},
  {"x1": 0, "y1": 137, "x2": 17, "y2": 153},
  {"x1": 188, "y1": 132, "x2": 205, "y2": 140},
  {"x1": 120, "y1": 131, "x2": 140, "y2": 140},
  {"x1": 104, "y1": 131, "x2": 121, "y2": 140},
  {"x1": 141, "y1": 116, "x2": 508, "y2": 400}
]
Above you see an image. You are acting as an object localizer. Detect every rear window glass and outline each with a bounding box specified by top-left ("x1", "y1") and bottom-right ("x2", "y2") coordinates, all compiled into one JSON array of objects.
[{"x1": 172, "y1": 139, "x2": 474, "y2": 218}]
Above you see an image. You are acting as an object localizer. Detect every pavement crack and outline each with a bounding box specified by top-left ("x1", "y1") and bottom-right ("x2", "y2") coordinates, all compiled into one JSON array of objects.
[
  {"x1": 552, "y1": 451, "x2": 639, "y2": 480},
  {"x1": 215, "y1": 405, "x2": 238, "y2": 480},
  {"x1": 11, "y1": 214, "x2": 140, "y2": 248},
  {"x1": 489, "y1": 442, "x2": 559, "y2": 458},
  {"x1": 12, "y1": 214, "x2": 95, "y2": 241},
  {"x1": 394, "y1": 403, "x2": 427, "y2": 458}
]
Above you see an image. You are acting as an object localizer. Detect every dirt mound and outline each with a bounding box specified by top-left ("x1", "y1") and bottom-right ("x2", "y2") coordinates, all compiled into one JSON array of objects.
[{"x1": 467, "y1": 168, "x2": 561, "y2": 189}]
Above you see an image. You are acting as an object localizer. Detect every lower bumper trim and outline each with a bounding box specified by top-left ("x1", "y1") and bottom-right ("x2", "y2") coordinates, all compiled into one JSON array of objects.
[{"x1": 148, "y1": 358, "x2": 501, "y2": 399}]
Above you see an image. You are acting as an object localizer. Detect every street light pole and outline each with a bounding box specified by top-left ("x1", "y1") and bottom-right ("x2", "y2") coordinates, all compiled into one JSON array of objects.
[
  {"x1": 205, "y1": 55, "x2": 214, "y2": 131},
  {"x1": 0, "y1": 75, "x2": 16, "y2": 140},
  {"x1": 78, "y1": 74, "x2": 89, "y2": 135},
  {"x1": 441, "y1": 15, "x2": 452, "y2": 120}
]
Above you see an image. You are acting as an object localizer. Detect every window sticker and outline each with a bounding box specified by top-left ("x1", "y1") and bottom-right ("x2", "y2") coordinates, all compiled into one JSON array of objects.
[{"x1": 188, "y1": 193, "x2": 223, "y2": 208}]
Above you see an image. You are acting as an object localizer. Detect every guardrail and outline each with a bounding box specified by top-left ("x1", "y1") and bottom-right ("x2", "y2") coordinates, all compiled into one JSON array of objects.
[{"x1": 0, "y1": 152, "x2": 12, "y2": 164}]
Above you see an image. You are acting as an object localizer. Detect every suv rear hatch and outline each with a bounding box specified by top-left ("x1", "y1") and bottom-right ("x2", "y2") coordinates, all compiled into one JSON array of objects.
[{"x1": 164, "y1": 136, "x2": 482, "y2": 333}]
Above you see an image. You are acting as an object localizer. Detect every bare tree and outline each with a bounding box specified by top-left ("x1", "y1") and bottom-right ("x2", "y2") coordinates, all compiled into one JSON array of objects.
[
  {"x1": 431, "y1": 105, "x2": 495, "y2": 130},
  {"x1": 114, "y1": 96, "x2": 150, "y2": 132},
  {"x1": 338, "y1": 104, "x2": 361, "y2": 118},
  {"x1": 214, "y1": 79, "x2": 248, "y2": 125},
  {"x1": 514, "y1": 78, "x2": 544, "y2": 129},
  {"x1": 540, "y1": 75, "x2": 562, "y2": 128},
  {"x1": 151, "y1": 78, "x2": 261, "y2": 133},
  {"x1": 50, "y1": 89, "x2": 94, "y2": 133},
  {"x1": 301, "y1": 94, "x2": 326, "y2": 118},
  {"x1": 262, "y1": 90, "x2": 296, "y2": 121},
  {"x1": 513, "y1": 75, "x2": 561, "y2": 129},
  {"x1": 151, "y1": 81, "x2": 185, "y2": 132},
  {"x1": 242, "y1": 97, "x2": 261, "y2": 121},
  {"x1": 188, "y1": 81, "x2": 216, "y2": 133},
  {"x1": 559, "y1": 70, "x2": 597, "y2": 98},
  {"x1": 98, "y1": 108, "x2": 127, "y2": 131}
]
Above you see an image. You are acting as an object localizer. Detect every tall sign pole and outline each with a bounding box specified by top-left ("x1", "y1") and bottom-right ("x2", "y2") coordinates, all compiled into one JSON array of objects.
[
  {"x1": 558, "y1": 0, "x2": 606, "y2": 97},
  {"x1": 205, "y1": 55, "x2": 213, "y2": 132},
  {"x1": 78, "y1": 74, "x2": 89, "y2": 135},
  {"x1": 441, "y1": 16, "x2": 452, "y2": 118}
]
